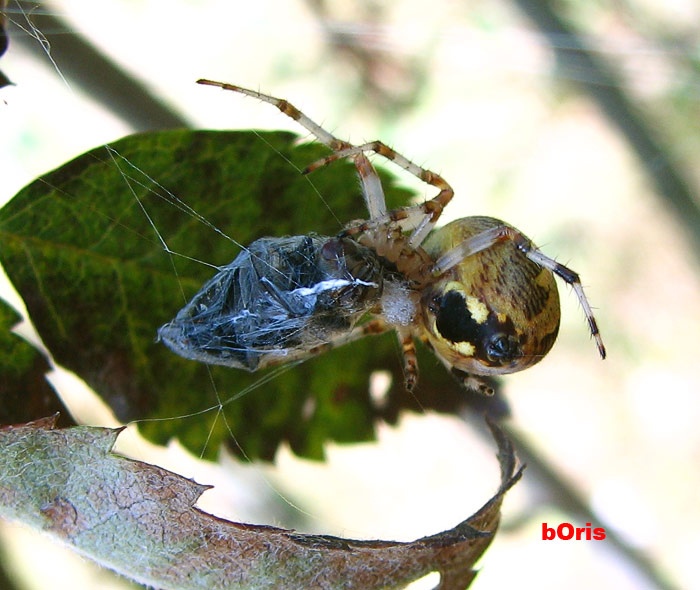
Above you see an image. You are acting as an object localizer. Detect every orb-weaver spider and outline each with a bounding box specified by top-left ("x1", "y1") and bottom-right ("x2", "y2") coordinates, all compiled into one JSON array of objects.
[{"x1": 158, "y1": 79, "x2": 606, "y2": 395}]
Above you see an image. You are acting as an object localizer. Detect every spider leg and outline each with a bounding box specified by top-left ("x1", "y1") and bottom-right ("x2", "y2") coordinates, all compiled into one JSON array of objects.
[
  {"x1": 304, "y1": 141, "x2": 454, "y2": 248},
  {"x1": 198, "y1": 79, "x2": 391, "y2": 222},
  {"x1": 432, "y1": 225, "x2": 606, "y2": 359},
  {"x1": 396, "y1": 327, "x2": 419, "y2": 392},
  {"x1": 354, "y1": 153, "x2": 387, "y2": 219},
  {"x1": 451, "y1": 368, "x2": 496, "y2": 396},
  {"x1": 340, "y1": 206, "x2": 435, "y2": 237},
  {"x1": 308, "y1": 319, "x2": 419, "y2": 392},
  {"x1": 525, "y1": 247, "x2": 606, "y2": 360},
  {"x1": 198, "y1": 79, "x2": 453, "y2": 247},
  {"x1": 197, "y1": 79, "x2": 352, "y2": 152}
]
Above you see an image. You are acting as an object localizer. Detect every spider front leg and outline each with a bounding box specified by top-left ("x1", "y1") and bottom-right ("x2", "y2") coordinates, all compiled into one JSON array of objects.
[
  {"x1": 198, "y1": 78, "x2": 453, "y2": 246},
  {"x1": 303, "y1": 141, "x2": 454, "y2": 248},
  {"x1": 197, "y1": 78, "x2": 354, "y2": 153},
  {"x1": 197, "y1": 79, "x2": 395, "y2": 224}
]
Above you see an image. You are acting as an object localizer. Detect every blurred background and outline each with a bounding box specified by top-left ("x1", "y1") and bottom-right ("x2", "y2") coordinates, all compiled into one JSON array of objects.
[{"x1": 0, "y1": 1, "x2": 699, "y2": 589}]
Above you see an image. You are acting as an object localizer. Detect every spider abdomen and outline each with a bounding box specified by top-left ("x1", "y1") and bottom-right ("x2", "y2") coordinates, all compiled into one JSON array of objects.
[{"x1": 420, "y1": 216, "x2": 561, "y2": 376}]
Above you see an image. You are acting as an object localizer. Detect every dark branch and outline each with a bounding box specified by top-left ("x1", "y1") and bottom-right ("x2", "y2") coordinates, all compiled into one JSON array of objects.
[
  {"x1": 10, "y1": 0, "x2": 189, "y2": 131},
  {"x1": 513, "y1": 0, "x2": 700, "y2": 262}
]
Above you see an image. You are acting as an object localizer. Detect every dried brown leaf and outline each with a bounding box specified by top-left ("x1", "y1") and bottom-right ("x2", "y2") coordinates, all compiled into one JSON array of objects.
[{"x1": 0, "y1": 415, "x2": 520, "y2": 590}]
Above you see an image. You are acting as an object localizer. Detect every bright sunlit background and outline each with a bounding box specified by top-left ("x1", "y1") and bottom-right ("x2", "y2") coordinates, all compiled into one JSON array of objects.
[{"x1": 1, "y1": 1, "x2": 699, "y2": 589}]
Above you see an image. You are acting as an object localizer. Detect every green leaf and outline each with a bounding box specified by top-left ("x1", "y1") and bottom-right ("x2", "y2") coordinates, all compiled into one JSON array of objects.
[
  {"x1": 0, "y1": 299, "x2": 73, "y2": 426},
  {"x1": 0, "y1": 129, "x2": 503, "y2": 461}
]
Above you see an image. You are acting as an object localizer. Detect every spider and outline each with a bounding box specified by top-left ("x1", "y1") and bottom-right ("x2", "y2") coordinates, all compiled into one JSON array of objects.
[{"x1": 157, "y1": 79, "x2": 606, "y2": 395}]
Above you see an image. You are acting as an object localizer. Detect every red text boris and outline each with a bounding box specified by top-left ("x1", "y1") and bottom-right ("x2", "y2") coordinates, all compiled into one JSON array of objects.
[{"x1": 542, "y1": 522, "x2": 606, "y2": 540}]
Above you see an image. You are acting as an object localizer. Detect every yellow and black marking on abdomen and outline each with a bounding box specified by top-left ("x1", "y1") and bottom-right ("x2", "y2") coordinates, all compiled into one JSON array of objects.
[{"x1": 420, "y1": 216, "x2": 560, "y2": 375}]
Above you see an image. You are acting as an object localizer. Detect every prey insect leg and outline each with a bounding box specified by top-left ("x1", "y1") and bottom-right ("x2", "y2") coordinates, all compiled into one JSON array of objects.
[{"x1": 305, "y1": 317, "x2": 391, "y2": 358}]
